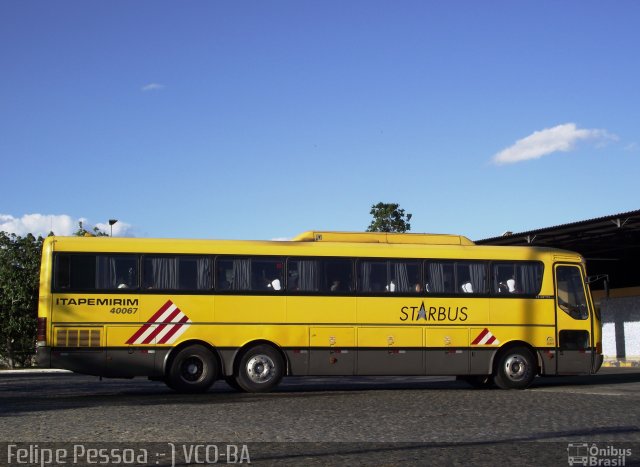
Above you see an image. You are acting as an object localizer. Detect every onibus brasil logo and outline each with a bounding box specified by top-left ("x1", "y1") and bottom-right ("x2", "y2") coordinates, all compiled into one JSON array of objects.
[{"x1": 567, "y1": 443, "x2": 632, "y2": 466}]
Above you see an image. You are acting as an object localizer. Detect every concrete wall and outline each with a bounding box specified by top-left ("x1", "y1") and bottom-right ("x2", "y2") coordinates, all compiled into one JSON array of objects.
[{"x1": 600, "y1": 295, "x2": 640, "y2": 361}]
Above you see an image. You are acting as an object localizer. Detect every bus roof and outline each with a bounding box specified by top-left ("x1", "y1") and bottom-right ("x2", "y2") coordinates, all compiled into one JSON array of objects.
[
  {"x1": 45, "y1": 232, "x2": 582, "y2": 262},
  {"x1": 292, "y1": 231, "x2": 475, "y2": 245}
]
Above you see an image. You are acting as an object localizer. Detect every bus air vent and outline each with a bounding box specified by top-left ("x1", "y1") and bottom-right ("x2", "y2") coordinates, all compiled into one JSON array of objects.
[{"x1": 54, "y1": 328, "x2": 102, "y2": 347}]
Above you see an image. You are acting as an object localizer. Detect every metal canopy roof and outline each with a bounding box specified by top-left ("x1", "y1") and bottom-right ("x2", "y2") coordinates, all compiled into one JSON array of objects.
[
  {"x1": 477, "y1": 209, "x2": 640, "y2": 254},
  {"x1": 476, "y1": 209, "x2": 640, "y2": 289}
]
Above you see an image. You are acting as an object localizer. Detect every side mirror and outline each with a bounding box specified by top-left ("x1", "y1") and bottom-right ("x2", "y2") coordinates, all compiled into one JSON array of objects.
[{"x1": 586, "y1": 274, "x2": 609, "y2": 297}]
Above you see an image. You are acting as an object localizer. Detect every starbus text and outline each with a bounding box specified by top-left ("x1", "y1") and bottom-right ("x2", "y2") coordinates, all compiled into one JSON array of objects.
[{"x1": 400, "y1": 302, "x2": 468, "y2": 322}]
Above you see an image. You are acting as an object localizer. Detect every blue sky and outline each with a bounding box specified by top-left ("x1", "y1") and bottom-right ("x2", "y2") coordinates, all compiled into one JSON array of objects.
[{"x1": 1, "y1": 1, "x2": 639, "y2": 241}]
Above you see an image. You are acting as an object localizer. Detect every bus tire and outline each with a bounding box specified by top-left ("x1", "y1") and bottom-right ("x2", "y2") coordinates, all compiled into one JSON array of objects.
[
  {"x1": 457, "y1": 375, "x2": 494, "y2": 389},
  {"x1": 235, "y1": 344, "x2": 284, "y2": 393},
  {"x1": 225, "y1": 376, "x2": 245, "y2": 392},
  {"x1": 166, "y1": 345, "x2": 219, "y2": 393},
  {"x1": 493, "y1": 346, "x2": 535, "y2": 389}
]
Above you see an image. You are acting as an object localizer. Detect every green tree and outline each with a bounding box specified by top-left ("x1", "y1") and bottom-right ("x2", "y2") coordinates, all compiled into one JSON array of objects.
[
  {"x1": 0, "y1": 232, "x2": 43, "y2": 368},
  {"x1": 74, "y1": 221, "x2": 108, "y2": 237},
  {"x1": 366, "y1": 202, "x2": 412, "y2": 233}
]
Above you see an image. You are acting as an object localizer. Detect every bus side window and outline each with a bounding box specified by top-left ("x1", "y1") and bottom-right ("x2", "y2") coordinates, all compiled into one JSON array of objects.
[
  {"x1": 251, "y1": 258, "x2": 284, "y2": 292},
  {"x1": 288, "y1": 259, "x2": 320, "y2": 292},
  {"x1": 143, "y1": 256, "x2": 177, "y2": 289},
  {"x1": 358, "y1": 260, "x2": 386, "y2": 293},
  {"x1": 357, "y1": 260, "x2": 420, "y2": 293},
  {"x1": 142, "y1": 255, "x2": 210, "y2": 291},
  {"x1": 55, "y1": 255, "x2": 71, "y2": 289},
  {"x1": 424, "y1": 262, "x2": 455, "y2": 294},
  {"x1": 389, "y1": 260, "x2": 421, "y2": 293},
  {"x1": 492, "y1": 262, "x2": 543, "y2": 296},
  {"x1": 97, "y1": 255, "x2": 138, "y2": 290},
  {"x1": 324, "y1": 259, "x2": 353, "y2": 293},
  {"x1": 216, "y1": 258, "x2": 251, "y2": 291},
  {"x1": 178, "y1": 256, "x2": 211, "y2": 290},
  {"x1": 54, "y1": 254, "x2": 96, "y2": 291},
  {"x1": 455, "y1": 262, "x2": 486, "y2": 294},
  {"x1": 494, "y1": 264, "x2": 515, "y2": 294}
]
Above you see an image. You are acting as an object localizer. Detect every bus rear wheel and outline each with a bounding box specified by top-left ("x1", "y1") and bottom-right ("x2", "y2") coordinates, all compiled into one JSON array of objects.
[
  {"x1": 493, "y1": 346, "x2": 536, "y2": 389},
  {"x1": 225, "y1": 376, "x2": 245, "y2": 392},
  {"x1": 234, "y1": 344, "x2": 284, "y2": 393},
  {"x1": 457, "y1": 375, "x2": 494, "y2": 389},
  {"x1": 166, "y1": 345, "x2": 219, "y2": 393}
]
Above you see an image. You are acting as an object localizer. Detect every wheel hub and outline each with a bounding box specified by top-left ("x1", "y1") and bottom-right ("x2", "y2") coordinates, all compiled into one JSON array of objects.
[
  {"x1": 246, "y1": 355, "x2": 274, "y2": 383},
  {"x1": 181, "y1": 356, "x2": 204, "y2": 382},
  {"x1": 504, "y1": 355, "x2": 527, "y2": 381}
]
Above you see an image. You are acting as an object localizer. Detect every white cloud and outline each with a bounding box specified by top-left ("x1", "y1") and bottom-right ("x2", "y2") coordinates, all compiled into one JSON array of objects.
[
  {"x1": 0, "y1": 214, "x2": 75, "y2": 237},
  {"x1": 0, "y1": 214, "x2": 133, "y2": 237},
  {"x1": 141, "y1": 83, "x2": 165, "y2": 92},
  {"x1": 492, "y1": 123, "x2": 617, "y2": 165}
]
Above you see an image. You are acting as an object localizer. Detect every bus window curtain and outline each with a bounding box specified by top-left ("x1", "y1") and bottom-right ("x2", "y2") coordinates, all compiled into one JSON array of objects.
[
  {"x1": 196, "y1": 258, "x2": 211, "y2": 290},
  {"x1": 152, "y1": 257, "x2": 179, "y2": 289},
  {"x1": 518, "y1": 263, "x2": 541, "y2": 294},
  {"x1": 96, "y1": 256, "x2": 117, "y2": 289},
  {"x1": 298, "y1": 260, "x2": 320, "y2": 291},
  {"x1": 393, "y1": 262, "x2": 410, "y2": 292},
  {"x1": 232, "y1": 259, "x2": 251, "y2": 290},
  {"x1": 469, "y1": 263, "x2": 486, "y2": 294},
  {"x1": 427, "y1": 263, "x2": 446, "y2": 293},
  {"x1": 360, "y1": 262, "x2": 372, "y2": 292}
]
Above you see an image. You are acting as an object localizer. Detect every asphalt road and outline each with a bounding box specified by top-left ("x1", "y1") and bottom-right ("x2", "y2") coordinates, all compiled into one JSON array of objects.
[{"x1": 1, "y1": 369, "x2": 640, "y2": 466}]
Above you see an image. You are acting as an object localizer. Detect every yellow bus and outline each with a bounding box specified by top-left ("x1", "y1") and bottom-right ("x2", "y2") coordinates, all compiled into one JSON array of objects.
[{"x1": 36, "y1": 231, "x2": 603, "y2": 392}]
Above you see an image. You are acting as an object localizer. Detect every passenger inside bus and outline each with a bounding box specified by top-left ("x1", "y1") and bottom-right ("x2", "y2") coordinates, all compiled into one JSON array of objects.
[
  {"x1": 497, "y1": 277, "x2": 517, "y2": 293},
  {"x1": 288, "y1": 270, "x2": 299, "y2": 291}
]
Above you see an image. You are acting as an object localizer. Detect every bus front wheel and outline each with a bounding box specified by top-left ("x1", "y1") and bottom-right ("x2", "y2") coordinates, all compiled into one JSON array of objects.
[
  {"x1": 234, "y1": 344, "x2": 284, "y2": 393},
  {"x1": 493, "y1": 347, "x2": 536, "y2": 389},
  {"x1": 166, "y1": 345, "x2": 219, "y2": 393}
]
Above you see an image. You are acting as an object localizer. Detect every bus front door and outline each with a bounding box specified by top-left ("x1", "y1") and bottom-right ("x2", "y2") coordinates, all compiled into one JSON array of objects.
[{"x1": 555, "y1": 264, "x2": 593, "y2": 374}]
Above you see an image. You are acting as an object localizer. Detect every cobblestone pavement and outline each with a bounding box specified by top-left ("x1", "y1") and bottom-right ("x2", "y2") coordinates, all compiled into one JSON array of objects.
[{"x1": 1, "y1": 369, "x2": 639, "y2": 465}]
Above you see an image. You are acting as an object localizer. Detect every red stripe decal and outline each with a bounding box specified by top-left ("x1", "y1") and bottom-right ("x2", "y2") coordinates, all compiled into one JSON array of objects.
[
  {"x1": 146, "y1": 300, "x2": 175, "y2": 323},
  {"x1": 141, "y1": 308, "x2": 182, "y2": 344},
  {"x1": 125, "y1": 300, "x2": 174, "y2": 345},
  {"x1": 471, "y1": 328, "x2": 489, "y2": 345},
  {"x1": 157, "y1": 315, "x2": 190, "y2": 344},
  {"x1": 486, "y1": 335, "x2": 496, "y2": 345},
  {"x1": 126, "y1": 323, "x2": 152, "y2": 345}
]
